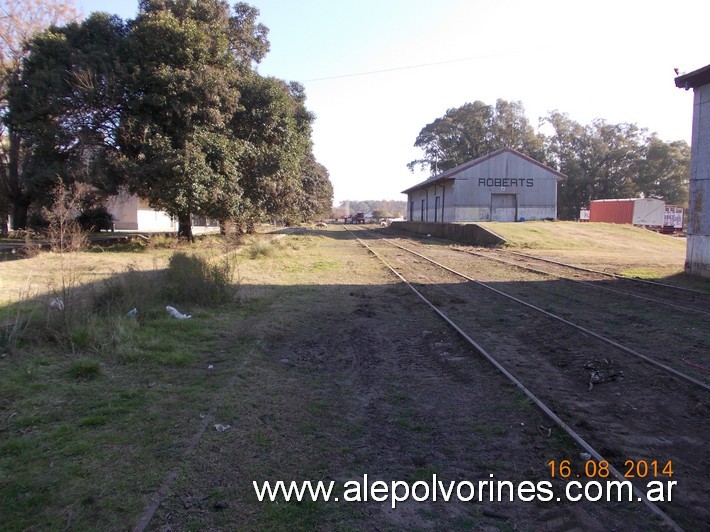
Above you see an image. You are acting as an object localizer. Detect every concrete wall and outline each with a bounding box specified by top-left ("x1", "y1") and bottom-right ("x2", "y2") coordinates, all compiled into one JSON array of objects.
[
  {"x1": 390, "y1": 221, "x2": 506, "y2": 246},
  {"x1": 687, "y1": 83, "x2": 710, "y2": 277},
  {"x1": 108, "y1": 193, "x2": 177, "y2": 232},
  {"x1": 108, "y1": 194, "x2": 139, "y2": 230}
]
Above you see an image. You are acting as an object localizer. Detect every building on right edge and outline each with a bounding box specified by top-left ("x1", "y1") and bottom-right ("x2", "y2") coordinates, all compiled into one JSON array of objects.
[{"x1": 676, "y1": 64, "x2": 710, "y2": 278}]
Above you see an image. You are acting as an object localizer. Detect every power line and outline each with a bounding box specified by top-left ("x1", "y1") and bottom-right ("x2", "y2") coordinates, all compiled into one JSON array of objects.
[{"x1": 301, "y1": 50, "x2": 523, "y2": 83}]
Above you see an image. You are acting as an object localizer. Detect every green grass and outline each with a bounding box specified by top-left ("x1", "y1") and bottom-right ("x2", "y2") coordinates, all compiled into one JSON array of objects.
[
  {"x1": 0, "y1": 331, "x2": 247, "y2": 530},
  {"x1": 67, "y1": 357, "x2": 102, "y2": 380},
  {"x1": 479, "y1": 221, "x2": 686, "y2": 252},
  {"x1": 0, "y1": 236, "x2": 254, "y2": 531},
  {"x1": 310, "y1": 260, "x2": 340, "y2": 271},
  {"x1": 0, "y1": 227, "x2": 675, "y2": 530}
]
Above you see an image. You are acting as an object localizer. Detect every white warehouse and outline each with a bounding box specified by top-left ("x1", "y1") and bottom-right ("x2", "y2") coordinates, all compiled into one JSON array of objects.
[{"x1": 402, "y1": 148, "x2": 566, "y2": 223}]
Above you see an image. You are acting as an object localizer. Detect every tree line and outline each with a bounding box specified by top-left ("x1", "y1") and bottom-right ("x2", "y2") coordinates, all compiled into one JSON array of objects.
[
  {"x1": 0, "y1": 0, "x2": 333, "y2": 239},
  {"x1": 332, "y1": 200, "x2": 406, "y2": 219},
  {"x1": 408, "y1": 99, "x2": 690, "y2": 220}
]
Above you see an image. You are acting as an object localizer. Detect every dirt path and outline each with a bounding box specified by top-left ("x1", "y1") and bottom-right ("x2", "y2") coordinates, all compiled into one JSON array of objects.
[{"x1": 149, "y1": 228, "x2": 666, "y2": 530}]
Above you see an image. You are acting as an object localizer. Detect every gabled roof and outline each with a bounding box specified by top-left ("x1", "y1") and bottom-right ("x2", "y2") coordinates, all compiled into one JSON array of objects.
[
  {"x1": 675, "y1": 63, "x2": 710, "y2": 90},
  {"x1": 402, "y1": 147, "x2": 566, "y2": 194}
]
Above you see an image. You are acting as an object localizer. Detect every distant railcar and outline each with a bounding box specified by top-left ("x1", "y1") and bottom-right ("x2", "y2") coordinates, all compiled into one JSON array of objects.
[
  {"x1": 590, "y1": 198, "x2": 664, "y2": 228},
  {"x1": 589, "y1": 198, "x2": 683, "y2": 233}
]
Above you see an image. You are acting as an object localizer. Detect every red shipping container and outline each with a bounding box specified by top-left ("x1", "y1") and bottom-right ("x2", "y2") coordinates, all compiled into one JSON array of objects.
[
  {"x1": 589, "y1": 199, "x2": 634, "y2": 224},
  {"x1": 589, "y1": 198, "x2": 665, "y2": 226}
]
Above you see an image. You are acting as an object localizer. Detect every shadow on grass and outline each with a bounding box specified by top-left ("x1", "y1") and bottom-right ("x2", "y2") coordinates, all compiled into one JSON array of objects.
[{"x1": 1, "y1": 233, "x2": 709, "y2": 530}]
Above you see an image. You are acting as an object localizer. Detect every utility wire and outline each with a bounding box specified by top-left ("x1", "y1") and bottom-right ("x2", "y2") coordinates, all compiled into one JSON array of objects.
[{"x1": 301, "y1": 49, "x2": 524, "y2": 82}]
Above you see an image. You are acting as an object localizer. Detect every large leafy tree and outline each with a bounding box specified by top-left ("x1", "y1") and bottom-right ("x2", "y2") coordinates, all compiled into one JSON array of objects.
[
  {"x1": 230, "y1": 74, "x2": 313, "y2": 229},
  {"x1": 5, "y1": 13, "x2": 127, "y2": 228},
  {"x1": 543, "y1": 112, "x2": 689, "y2": 218},
  {"x1": 116, "y1": 0, "x2": 251, "y2": 240},
  {"x1": 6, "y1": 1, "x2": 332, "y2": 236},
  {"x1": 408, "y1": 99, "x2": 544, "y2": 174},
  {"x1": 636, "y1": 136, "x2": 690, "y2": 205},
  {"x1": 586, "y1": 119, "x2": 645, "y2": 200},
  {"x1": 543, "y1": 111, "x2": 594, "y2": 220},
  {"x1": 0, "y1": 0, "x2": 80, "y2": 231},
  {"x1": 297, "y1": 151, "x2": 333, "y2": 221}
]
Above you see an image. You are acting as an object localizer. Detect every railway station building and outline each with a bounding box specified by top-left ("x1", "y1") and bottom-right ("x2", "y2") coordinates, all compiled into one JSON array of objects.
[
  {"x1": 675, "y1": 63, "x2": 710, "y2": 278},
  {"x1": 402, "y1": 148, "x2": 566, "y2": 223}
]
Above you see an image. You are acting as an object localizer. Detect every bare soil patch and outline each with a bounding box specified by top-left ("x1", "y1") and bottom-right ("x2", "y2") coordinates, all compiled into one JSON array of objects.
[
  {"x1": 1, "y1": 225, "x2": 698, "y2": 530},
  {"x1": 150, "y1": 228, "x2": 664, "y2": 530}
]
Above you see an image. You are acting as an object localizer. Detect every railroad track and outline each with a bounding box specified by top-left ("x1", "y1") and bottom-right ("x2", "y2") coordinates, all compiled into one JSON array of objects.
[
  {"x1": 504, "y1": 249, "x2": 710, "y2": 295},
  {"x1": 383, "y1": 235, "x2": 710, "y2": 387},
  {"x1": 345, "y1": 225, "x2": 710, "y2": 530},
  {"x1": 475, "y1": 248, "x2": 710, "y2": 316}
]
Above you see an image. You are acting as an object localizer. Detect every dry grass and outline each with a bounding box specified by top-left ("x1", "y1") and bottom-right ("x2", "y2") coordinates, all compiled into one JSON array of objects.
[
  {"x1": 0, "y1": 251, "x2": 168, "y2": 307},
  {"x1": 0, "y1": 226, "x2": 702, "y2": 530},
  {"x1": 479, "y1": 221, "x2": 686, "y2": 277}
]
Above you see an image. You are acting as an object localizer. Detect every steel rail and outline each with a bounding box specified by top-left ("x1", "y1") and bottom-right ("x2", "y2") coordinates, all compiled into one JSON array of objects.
[
  {"x1": 349, "y1": 230, "x2": 683, "y2": 531},
  {"x1": 456, "y1": 248, "x2": 710, "y2": 317},
  {"x1": 374, "y1": 236, "x2": 710, "y2": 394},
  {"x1": 505, "y1": 250, "x2": 710, "y2": 298}
]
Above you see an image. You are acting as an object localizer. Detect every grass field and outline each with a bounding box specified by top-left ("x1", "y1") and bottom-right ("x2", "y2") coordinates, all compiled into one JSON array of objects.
[
  {"x1": 0, "y1": 223, "x2": 704, "y2": 530},
  {"x1": 479, "y1": 221, "x2": 688, "y2": 280}
]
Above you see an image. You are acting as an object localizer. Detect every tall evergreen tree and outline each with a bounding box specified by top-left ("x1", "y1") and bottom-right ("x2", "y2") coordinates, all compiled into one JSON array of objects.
[
  {"x1": 5, "y1": 12, "x2": 125, "y2": 228},
  {"x1": 0, "y1": 0, "x2": 80, "y2": 230},
  {"x1": 230, "y1": 74, "x2": 314, "y2": 229},
  {"x1": 116, "y1": 0, "x2": 248, "y2": 240},
  {"x1": 636, "y1": 136, "x2": 690, "y2": 206}
]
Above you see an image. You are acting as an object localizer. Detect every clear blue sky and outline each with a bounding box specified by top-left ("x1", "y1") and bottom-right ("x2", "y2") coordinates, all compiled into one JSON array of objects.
[{"x1": 78, "y1": 0, "x2": 709, "y2": 204}]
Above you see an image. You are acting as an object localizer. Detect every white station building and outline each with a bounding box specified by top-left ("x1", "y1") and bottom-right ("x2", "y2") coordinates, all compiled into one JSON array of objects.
[{"x1": 403, "y1": 147, "x2": 566, "y2": 223}]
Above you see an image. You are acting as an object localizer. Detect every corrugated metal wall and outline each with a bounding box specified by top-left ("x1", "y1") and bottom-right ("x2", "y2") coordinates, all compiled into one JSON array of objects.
[
  {"x1": 687, "y1": 82, "x2": 710, "y2": 277},
  {"x1": 448, "y1": 151, "x2": 559, "y2": 221},
  {"x1": 407, "y1": 181, "x2": 455, "y2": 222}
]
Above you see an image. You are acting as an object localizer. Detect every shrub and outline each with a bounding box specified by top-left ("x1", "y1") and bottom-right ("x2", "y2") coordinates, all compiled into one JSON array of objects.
[
  {"x1": 164, "y1": 252, "x2": 236, "y2": 305},
  {"x1": 148, "y1": 234, "x2": 180, "y2": 249},
  {"x1": 77, "y1": 207, "x2": 114, "y2": 232},
  {"x1": 92, "y1": 266, "x2": 163, "y2": 316},
  {"x1": 247, "y1": 239, "x2": 273, "y2": 259}
]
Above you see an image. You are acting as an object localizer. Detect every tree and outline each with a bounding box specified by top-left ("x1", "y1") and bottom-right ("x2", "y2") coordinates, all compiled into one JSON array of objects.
[
  {"x1": 586, "y1": 119, "x2": 645, "y2": 200},
  {"x1": 297, "y1": 151, "x2": 333, "y2": 221},
  {"x1": 0, "y1": 0, "x2": 80, "y2": 75},
  {"x1": 0, "y1": 0, "x2": 80, "y2": 231},
  {"x1": 230, "y1": 74, "x2": 310, "y2": 228},
  {"x1": 6, "y1": 1, "x2": 329, "y2": 237},
  {"x1": 636, "y1": 136, "x2": 690, "y2": 206},
  {"x1": 117, "y1": 0, "x2": 254, "y2": 241},
  {"x1": 408, "y1": 99, "x2": 544, "y2": 175},
  {"x1": 542, "y1": 111, "x2": 593, "y2": 220},
  {"x1": 5, "y1": 13, "x2": 127, "y2": 228},
  {"x1": 542, "y1": 111, "x2": 686, "y2": 219},
  {"x1": 543, "y1": 113, "x2": 646, "y2": 219}
]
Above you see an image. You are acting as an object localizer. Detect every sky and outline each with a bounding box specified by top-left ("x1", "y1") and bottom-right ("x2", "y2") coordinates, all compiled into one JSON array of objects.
[{"x1": 77, "y1": 0, "x2": 710, "y2": 205}]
